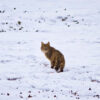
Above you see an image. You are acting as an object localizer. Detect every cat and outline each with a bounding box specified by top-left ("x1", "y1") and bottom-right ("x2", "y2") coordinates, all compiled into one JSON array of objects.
[{"x1": 41, "y1": 42, "x2": 65, "y2": 72}]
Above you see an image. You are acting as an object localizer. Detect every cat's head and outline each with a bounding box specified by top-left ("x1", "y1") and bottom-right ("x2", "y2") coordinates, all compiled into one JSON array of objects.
[{"x1": 41, "y1": 42, "x2": 50, "y2": 53}]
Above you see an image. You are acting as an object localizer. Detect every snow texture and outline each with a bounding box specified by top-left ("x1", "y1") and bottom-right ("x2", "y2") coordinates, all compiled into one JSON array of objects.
[{"x1": 0, "y1": 0, "x2": 100, "y2": 100}]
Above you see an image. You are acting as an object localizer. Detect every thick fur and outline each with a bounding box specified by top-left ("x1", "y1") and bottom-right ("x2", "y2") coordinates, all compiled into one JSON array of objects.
[{"x1": 41, "y1": 42, "x2": 65, "y2": 72}]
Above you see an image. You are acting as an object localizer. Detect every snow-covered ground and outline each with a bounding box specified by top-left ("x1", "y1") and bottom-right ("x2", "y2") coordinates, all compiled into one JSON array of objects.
[{"x1": 0, "y1": 0, "x2": 100, "y2": 100}]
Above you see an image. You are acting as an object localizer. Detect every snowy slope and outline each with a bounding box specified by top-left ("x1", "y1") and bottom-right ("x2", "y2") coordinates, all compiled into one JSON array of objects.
[{"x1": 0, "y1": 0, "x2": 100, "y2": 100}]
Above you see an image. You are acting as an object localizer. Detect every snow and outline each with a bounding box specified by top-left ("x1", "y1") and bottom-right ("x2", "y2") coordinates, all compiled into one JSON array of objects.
[{"x1": 0, "y1": 0, "x2": 100, "y2": 100}]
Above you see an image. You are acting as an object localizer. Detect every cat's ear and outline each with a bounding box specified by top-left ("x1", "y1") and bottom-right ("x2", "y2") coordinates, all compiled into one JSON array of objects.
[
  {"x1": 41, "y1": 42, "x2": 44, "y2": 45},
  {"x1": 47, "y1": 42, "x2": 50, "y2": 46}
]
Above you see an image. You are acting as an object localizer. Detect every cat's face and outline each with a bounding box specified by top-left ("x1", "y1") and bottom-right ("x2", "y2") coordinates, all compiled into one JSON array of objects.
[{"x1": 41, "y1": 42, "x2": 50, "y2": 53}]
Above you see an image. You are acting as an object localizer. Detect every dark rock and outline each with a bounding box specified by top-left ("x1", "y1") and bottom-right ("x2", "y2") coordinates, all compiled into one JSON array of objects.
[
  {"x1": 14, "y1": 8, "x2": 16, "y2": 10},
  {"x1": 88, "y1": 88, "x2": 92, "y2": 90},
  {"x1": 18, "y1": 21, "x2": 21, "y2": 25},
  {"x1": 7, "y1": 93, "x2": 10, "y2": 96},
  {"x1": 54, "y1": 95, "x2": 57, "y2": 98},
  {"x1": 28, "y1": 95, "x2": 32, "y2": 98}
]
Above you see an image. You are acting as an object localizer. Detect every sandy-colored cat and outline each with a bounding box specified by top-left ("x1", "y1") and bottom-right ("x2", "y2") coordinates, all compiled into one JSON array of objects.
[{"x1": 41, "y1": 42, "x2": 65, "y2": 72}]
